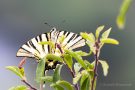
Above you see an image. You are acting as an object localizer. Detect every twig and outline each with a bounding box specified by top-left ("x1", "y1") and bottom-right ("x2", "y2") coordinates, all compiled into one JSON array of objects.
[
  {"x1": 65, "y1": 63, "x2": 79, "y2": 90},
  {"x1": 18, "y1": 57, "x2": 27, "y2": 69},
  {"x1": 18, "y1": 57, "x2": 37, "y2": 90},
  {"x1": 40, "y1": 82, "x2": 43, "y2": 90},
  {"x1": 74, "y1": 83, "x2": 79, "y2": 90},
  {"x1": 91, "y1": 41, "x2": 100, "y2": 90},
  {"x1": 57, "y1": 43, "x2": 79, "y2": 90},
  {"x1": 22, "y1": 80, "x2": 37, "y2": 90}
]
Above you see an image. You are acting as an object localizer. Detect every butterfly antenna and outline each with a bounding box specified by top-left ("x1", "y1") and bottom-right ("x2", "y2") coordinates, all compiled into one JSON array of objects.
[{"x1": 44, "y1": 22, "x2": 54, "y2": 28}]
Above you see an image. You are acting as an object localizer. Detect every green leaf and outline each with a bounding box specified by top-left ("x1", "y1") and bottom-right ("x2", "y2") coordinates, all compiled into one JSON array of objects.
[
  {"x1": 74, "y1": 63, "x2": 82, "y2": 74},
  {"x1": 100, "y1": 38, "x2": 119, "y2": 45},
  {"x1": 51, "y1": 80, "x2": 74, "y2": 90},
  {"x1": 36, "y1": 58, "x2": 45, "y2": 83},
  {"x1": 46, "y1": 54, "x2": 63, "y2": 62},
  {"x1": 19, "y1": 68, "x2": 25, "y2": 77},
  {"x1": 65, "y1": 50, "x2": 88, "y2": 70},
  {"x1": 6, "y1": 66, "x2": 25, "y2": 79},
  {"x1": 51, "y1": 83, "x2": 64, "y2": 90},
  {"x1": 73, "y1": 73, "x2": 82, "y2": 84},
  {"x1": 40, "y1": 76, "x2": 53, "y2": 82},
  {"x1": 90, "y1": 61, "x2": 96, "y2": 78},
  {"x1": 39, "y1": 41, "x2": 55, "y2": 48},
  {"x1": 56, "y1": 80, "x2": 74, "y2": 90},
  {"x1": 80, "y1": 72, "x2": 89, "y2": 86},
  {"x1": 95, "y1": 25, "x2": 104, "y2": 39},
  {"x1": 59, "y1": 35, "x2": 66, "y2": 43},
  {"x1": 80, "y1": 32, "x2": 91, "y2": 41},
  {"x1": 86, "y1": 41, "x2": 96, "y2": 54},
  {"x1": 101, "y1": 28, "x2": 111, "y2": 39},
  {"x1": 117, "y1": 15, "x2": 125, "y2": 29},
  {"x1": 53, "y1": 64, "x2": 63, "y2": 83},
  {"x1": 81, "y1": 32, "x2": 96, "y2": 54},
  {"x1": 8, "y1": 85, "x2": 27, "y2": 90},
  {"x1": 63, "y1": 54, "x2": 73, "y2": 70},
  {"x1": 84, "y1": 60, "x2": 93, "y2": 70},
  {"x1": 88, "y1": 33, "x2": 95, "y2": 43},
  {"x1": 99, "y1": 60, "x2": 109, "y2": 76},
  {"x1": 75, "y1": 50, "x2": 91, "y2": 56},
  {"x1": 80, "y1": 75, "x2": 90, "y2": 90},
  {"x1": 80, "y1": 32, "x2": 95, "y2": 43},
  {"x1": 116, "y1": 0, "x2": 132, "y2": 29}
]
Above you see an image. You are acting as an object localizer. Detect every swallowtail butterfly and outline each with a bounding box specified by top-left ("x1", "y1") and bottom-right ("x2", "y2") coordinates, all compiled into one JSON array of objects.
[{"x1": 16, "y1": 27, "x2": 85, "y2": 70}]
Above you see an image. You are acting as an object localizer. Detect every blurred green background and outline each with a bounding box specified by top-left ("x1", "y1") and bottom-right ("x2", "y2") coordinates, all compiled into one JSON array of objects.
[{"x1": 0, "y1": 0, "x2": 135, "y2": 90}]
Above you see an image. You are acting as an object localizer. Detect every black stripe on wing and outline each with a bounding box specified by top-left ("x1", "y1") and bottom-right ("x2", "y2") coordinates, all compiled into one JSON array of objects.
[
  {"x1": 29, "y1": 40, "x2": 40, "y2": 54},
  {"x1": 20, "y1": 42, "x2": 31, "y2": 53},
  {"x1": 58, "y1": 31, "x2": 86, "y2": 50},
  {"x1": 41, "y1": 33, "x2": 50, "y2": 54},
  {"x1": 37, "y1": 35, "x2": 44, "y2": 51}
]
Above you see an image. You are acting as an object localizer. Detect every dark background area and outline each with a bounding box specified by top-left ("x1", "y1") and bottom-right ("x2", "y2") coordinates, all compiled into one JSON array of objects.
[{"x1": 0, "y1": 0, "x2": 135, "y2": 90}]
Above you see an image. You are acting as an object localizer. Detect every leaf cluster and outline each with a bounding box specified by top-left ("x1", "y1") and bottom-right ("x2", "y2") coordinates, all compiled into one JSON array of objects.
[{"x1": 6, "y1": 26, "x2": 119, "y2": 90}]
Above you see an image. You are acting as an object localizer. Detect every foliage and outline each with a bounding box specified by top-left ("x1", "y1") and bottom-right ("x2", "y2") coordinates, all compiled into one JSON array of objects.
[
  {"x1": 8, "y1": 85, "x2": 27, "y2": 90},
  {"x1": 6, "y1": 26, "x2": 119, "y2": 90},
  {"x1": 116, "y1": 0, "x2": 132, "y2": 29},
  {"x1": 6, "y1": 66, "x2": 25, "y2": 80}
]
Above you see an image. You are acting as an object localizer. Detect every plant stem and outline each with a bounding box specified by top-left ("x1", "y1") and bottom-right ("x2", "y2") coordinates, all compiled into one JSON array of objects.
[
  {"x1": 74, "y1": 83, "x2": 79, "y2": 90},
  {"x1": 18, "y1": 57, "x2": 27, "y2": 69},
  {"x1": 40, "y1": 82, "x2": 43, "y2": 90},
  {"x1": 65, "y1": 63, "x2": 79, "y2": 90},
  {"x1": 57, "y1": 43, "x2": 79, "y2": 90},
  {"x1": 91, "y1": 41, "x2": 100, "y2": 90},
  {"x1": 22, "y1": 80, "x2": 37, "y2": 90},
  {"x1": 71, "y1": 69, "x2": 79, "y2": 90}
]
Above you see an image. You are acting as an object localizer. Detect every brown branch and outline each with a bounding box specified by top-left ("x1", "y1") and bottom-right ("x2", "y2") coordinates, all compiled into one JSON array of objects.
[
  {"x1": 65, "y1": 63, "x2": 79, "y2": 90},
  {"x1": 18, "y1": 57, "x2": 27, "y2": 69},
  {"x1": 57, "y1": 43, "x2": 79, "y2": 90},
  {"x1": 22, "y1": 80, "x2": 37, "y2": 90},
  {"x1": 40, "y1": 82, "x2": 43, "y2": 90},
  {"x1": 91, "y1": 41, "x2": 100, "y2": 90}
]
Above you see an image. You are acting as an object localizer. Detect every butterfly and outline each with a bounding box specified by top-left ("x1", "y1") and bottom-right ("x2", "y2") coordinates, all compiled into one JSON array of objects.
[{"x1": 16, "y1": 27, "x2": 85, "y2": 70}]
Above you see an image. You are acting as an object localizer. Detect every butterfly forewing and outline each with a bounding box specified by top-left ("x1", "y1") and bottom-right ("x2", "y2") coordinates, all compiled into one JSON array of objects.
[
  {"x1": 17, "y1": 27, "x2": 86, "y2": 59},
  {"x1": 17, "y1": 34, "x2": 49, "y2": 59}
]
